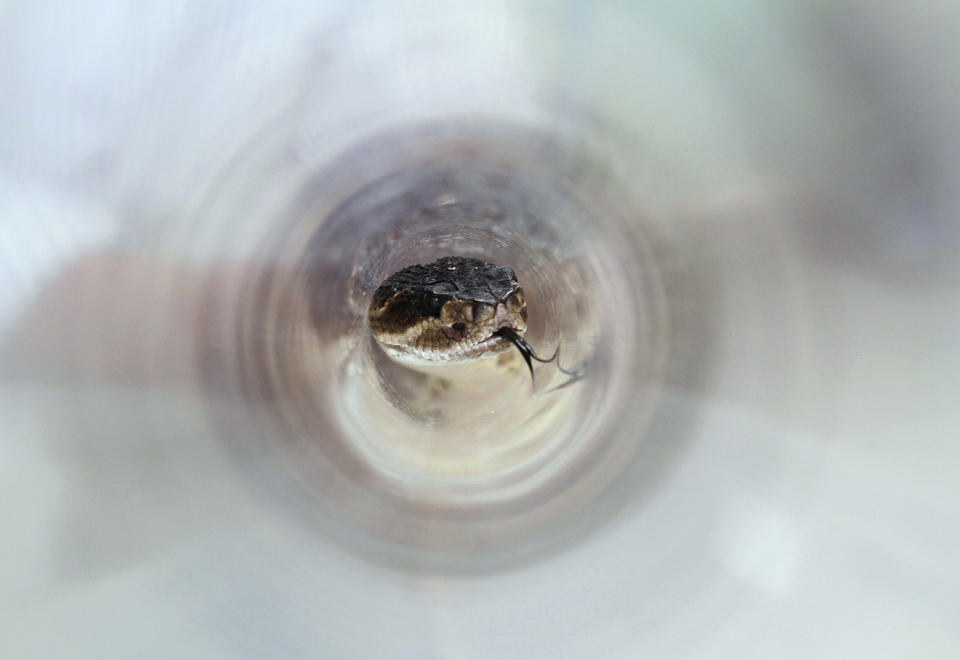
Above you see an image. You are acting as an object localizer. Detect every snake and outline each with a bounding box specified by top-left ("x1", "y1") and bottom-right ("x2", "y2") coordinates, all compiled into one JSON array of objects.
[{"x1": 367, "y1": 256, "x2": 561, "y2": 379}]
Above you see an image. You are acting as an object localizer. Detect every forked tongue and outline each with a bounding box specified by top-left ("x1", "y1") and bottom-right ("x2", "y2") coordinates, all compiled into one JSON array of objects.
[{"x1": 493, "y1": 327, "x2": 559, "y2": 383}]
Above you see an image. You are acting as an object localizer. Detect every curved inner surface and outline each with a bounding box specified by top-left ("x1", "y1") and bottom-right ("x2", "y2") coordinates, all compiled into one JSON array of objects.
[{"x1": 204, "y1": 123, "x2": 670, "y2": 569}]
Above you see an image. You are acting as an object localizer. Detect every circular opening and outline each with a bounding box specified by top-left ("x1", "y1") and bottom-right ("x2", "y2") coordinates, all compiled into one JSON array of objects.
[{"x1": 204, "y1": 122, "x2": 669, "y2": 568}]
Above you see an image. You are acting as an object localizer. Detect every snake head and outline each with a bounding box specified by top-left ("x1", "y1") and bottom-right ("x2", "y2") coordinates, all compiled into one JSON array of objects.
[{"x1": 368, "y1": 256, "x2": 528, "y2": 364}]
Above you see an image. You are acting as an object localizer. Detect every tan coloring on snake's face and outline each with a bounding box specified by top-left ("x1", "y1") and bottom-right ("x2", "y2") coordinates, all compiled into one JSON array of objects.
[{"x1": 368, "y1": 256, "x2": 528, "y2": 365}]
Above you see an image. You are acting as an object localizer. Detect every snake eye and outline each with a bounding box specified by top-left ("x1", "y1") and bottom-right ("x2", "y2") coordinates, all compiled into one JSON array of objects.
[{"x1": 424, "y1": 293, "x2": 444, "y2": 316}]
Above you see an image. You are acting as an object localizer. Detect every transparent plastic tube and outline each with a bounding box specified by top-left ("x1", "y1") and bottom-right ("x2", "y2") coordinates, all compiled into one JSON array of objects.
[{"x1": 3, "y1": 2, "x2": 959, "y2": 657}]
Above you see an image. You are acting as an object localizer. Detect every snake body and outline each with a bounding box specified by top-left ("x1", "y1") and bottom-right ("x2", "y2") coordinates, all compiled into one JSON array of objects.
[{"x1": 368, "y1": 256, "x2": 528, "y2": 365}]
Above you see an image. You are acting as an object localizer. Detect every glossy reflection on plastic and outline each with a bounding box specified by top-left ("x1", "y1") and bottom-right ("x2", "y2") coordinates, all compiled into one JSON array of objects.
[{"x1": 200, "y1": 123, "x2": 670, "y2": 571}]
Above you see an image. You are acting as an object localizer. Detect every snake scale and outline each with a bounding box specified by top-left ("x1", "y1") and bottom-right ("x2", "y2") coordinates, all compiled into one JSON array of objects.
[{"x1": 368, "y1": 256, "x2": 562, "y2": 379}]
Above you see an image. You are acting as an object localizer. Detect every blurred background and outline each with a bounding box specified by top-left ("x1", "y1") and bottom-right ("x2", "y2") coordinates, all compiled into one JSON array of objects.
[{"x1": 2, "y1": 1, "x2": 959, "y2": 657}]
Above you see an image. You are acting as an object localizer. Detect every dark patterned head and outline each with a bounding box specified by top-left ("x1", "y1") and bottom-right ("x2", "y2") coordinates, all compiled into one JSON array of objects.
[{"x1": 368, "y1": 256, "x2": 528, "y2": 363}]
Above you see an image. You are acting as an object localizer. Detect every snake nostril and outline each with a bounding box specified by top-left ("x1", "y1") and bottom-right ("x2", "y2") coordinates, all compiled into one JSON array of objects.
[{"x1": 451, "y1": 322, "x2": 466, "y2": 333}]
